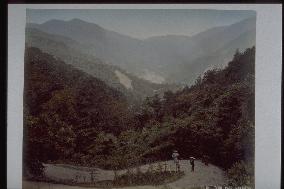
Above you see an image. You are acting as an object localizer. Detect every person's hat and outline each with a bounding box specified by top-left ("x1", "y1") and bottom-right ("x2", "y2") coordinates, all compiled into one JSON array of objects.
[
  {"x1": 190, "y1": 157, "x2": 196, "y2": 159},
  {"x1": 173, "y1": 150, "x2": 178, "y2": 152}
]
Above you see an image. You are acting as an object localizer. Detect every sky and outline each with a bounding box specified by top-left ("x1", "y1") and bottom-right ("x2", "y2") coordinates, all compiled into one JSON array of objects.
[{"x1": 26, "y1": 9, "x2": 256, "y2": 39}]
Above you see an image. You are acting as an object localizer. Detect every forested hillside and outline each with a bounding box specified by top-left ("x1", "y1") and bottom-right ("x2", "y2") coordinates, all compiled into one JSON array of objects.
[
  {"x1": 24, "y1": 47, "x2": 255, "y2": 188},
  {"x1": 24, "y1": 46, "x2": 255, "y2": 187},
  {"x1": 136, "y1": 47, "x2": 255, "y2": 166},
  {"x1": 23, "y1": 47, "x2": 137, "y2": 175},
  {"x1": 25, "y1": 28, "x2": 177, "y2": 105},
  {"x1": 133, "y1": 47, "x2": 255, "y2": 186}
]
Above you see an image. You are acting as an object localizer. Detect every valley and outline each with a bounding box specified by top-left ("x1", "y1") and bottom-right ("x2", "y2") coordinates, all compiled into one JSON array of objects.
[{"x1": 24, "y1": 12, "x2": 256, "y2": 189}]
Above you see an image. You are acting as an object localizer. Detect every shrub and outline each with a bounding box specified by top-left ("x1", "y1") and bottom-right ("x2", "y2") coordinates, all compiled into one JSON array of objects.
[
  {"x1": 24, "y1": 159, "x2": 45, "y2": 179},
  {"x1": 227, "y1": 161, "x2": 254, "y2": 187}
]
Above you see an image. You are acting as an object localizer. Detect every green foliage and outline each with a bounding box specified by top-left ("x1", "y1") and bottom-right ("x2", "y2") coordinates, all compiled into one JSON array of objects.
[
  {"x1": 23, "y1": 159, "x2": 45, "y2": 179},
  {"x1": 227, "y1": 161, "x2": 254, "y2": 187},
  {"x1": 24, "y1": 46, "x2": 255, "y2": 184},
  {"x1": 134, "y1": 47, "x2": 255, "y2": 170},
  {"x1": 24, "y1": 47, "x2": 136, "y2": 173}
]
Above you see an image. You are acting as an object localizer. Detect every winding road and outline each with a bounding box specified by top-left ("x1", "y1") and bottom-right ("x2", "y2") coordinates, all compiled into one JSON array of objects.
[{"x1": 23, "y1": 160, "x2": 228, "y2": 189}]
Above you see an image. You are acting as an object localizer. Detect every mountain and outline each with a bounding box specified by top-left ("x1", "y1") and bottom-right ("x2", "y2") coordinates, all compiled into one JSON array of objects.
[
  {"x1": 144, "y1": 17, "x2": 256, "y2": 84},
  {"x1": 25, "y1": 27, "x2": 177, "y2": 105},
  {"x1": 27, "y1": 19, "x2": 151, "y2": 79},
  {"x1": 26, "y1": 17, "x2": 256, "y2": 85},
  {"x1": 165, "y1": 27, "x2": 256, "y2": 83}
]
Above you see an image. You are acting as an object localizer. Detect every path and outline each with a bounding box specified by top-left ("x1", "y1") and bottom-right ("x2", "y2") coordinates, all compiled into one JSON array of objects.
[{"x1": 23, "y1": 160, "x2": 228, "y2": 189}]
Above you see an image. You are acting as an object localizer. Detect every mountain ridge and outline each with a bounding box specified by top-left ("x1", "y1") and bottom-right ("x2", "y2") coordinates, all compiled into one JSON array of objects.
[
  {"x1": 28, "y1": 16, "x2": 255, "y2": 41},
  {"x1": 25, "y1": 27, "x2": 178, "y2": 105},
  {"x1": 26, "y1": 16, "x2": 256, "y2": 85}
]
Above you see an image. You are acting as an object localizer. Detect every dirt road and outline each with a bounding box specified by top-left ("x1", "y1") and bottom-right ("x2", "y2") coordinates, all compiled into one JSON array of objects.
[{"x1": 24, "y1": 160, "x2": 228, "y2": 189}]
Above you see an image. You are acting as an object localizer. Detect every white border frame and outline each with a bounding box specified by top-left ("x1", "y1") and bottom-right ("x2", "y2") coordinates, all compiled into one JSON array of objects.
[{"x1": 8, "y1": 4, "x2": 282, "y2": 189}]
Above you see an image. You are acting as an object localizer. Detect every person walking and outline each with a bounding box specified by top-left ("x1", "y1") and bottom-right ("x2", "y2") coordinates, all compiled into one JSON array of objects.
[
  {"x1": 203, "y1": 155, "x2": 209, "y2": 166},
  {"x1": 172, "y1": 150, "x2": 180, "y2": 172},
  {"x1": 90, "y1": 170, "x2": 95, "y2": 183},
  {"x1": 190, "y1": 157, "x2": 195, "y2": 172}
]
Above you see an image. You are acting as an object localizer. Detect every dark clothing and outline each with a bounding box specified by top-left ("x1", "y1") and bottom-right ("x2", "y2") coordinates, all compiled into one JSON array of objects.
[
  {"x1": 203, "y1": 155, "x2": 209, "y2": 166},
  {"x1": 176, "y1": 162, "x2": 180, "y2": 172},
  {"x1": 190, "y1": 160, "x2": 195, "y2": 172}
]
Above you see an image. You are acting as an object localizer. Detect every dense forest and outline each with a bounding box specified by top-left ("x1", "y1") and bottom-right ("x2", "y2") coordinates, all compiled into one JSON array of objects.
[
  {"x1": 24, "y1": 46, "x2": 255, "y2": 187},
  {"x1": 23, "y1": 47, "x2": 137, "y2": 173}
]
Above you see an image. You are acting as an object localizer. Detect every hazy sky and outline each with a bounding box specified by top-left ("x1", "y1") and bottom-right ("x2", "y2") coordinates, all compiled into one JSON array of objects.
[{"x1": 26, "y1": 9, "x2": 256, "y2": 39}]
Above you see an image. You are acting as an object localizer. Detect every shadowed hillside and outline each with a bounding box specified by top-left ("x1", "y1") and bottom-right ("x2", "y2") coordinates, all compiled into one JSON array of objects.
[{"x1": 25, "y1": 28, "x2": 178, "y2": 105}]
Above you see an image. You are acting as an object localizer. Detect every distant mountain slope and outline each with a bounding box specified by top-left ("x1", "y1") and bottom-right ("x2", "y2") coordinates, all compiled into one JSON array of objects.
[
  {"x1": 27, "y1": 19, "x2": 150, "y2": 78},
  {"x1": 145, "y1": 17, "x2": 256, "y2": 84},
  {"x1": 189, "y1": 17, "x2": 255, "y2": 55},
  {"x1": 25, "y1": 27, "x2": 177, "y2": 104},
  {"x1": 27, "y1": 16, "x2": 256, "y2": 85},
  {"x1": 166, "y1": 28, "x2": 256, "y2": 84}
]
